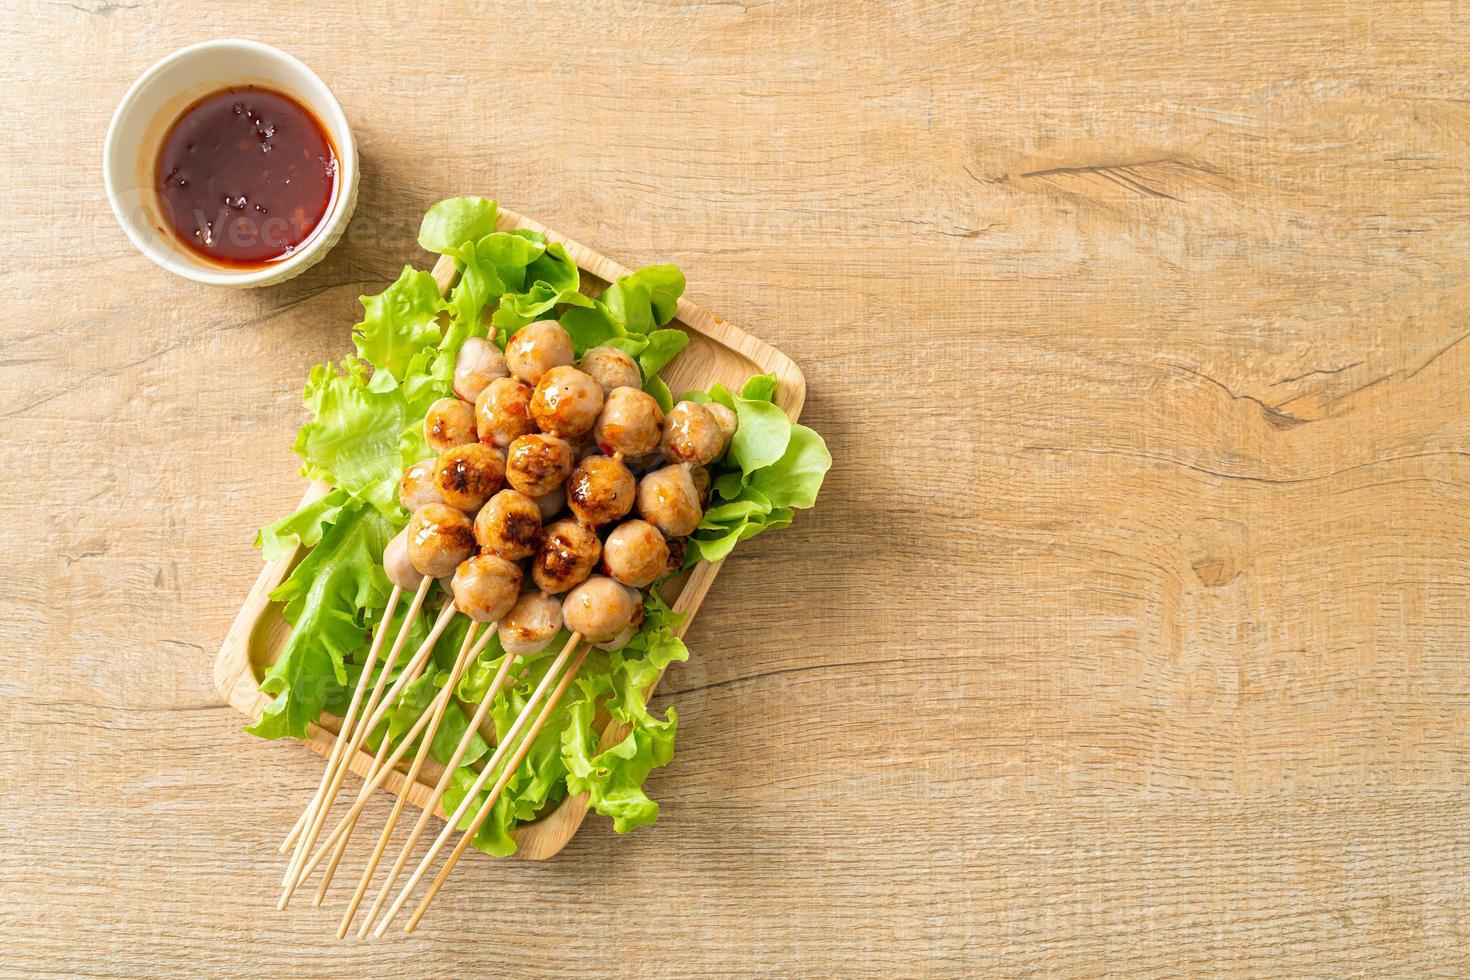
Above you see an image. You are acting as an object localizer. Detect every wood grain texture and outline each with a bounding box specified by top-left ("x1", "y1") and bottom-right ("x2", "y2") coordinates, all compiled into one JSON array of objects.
[{"x1": 3, "y1": 0, "x2": 1469, "y2": 975}]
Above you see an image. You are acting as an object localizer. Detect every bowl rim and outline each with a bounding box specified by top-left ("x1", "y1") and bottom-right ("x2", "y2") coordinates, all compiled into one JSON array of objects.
[{"x1": 102, "y1": 38, "x2": 357, "y2": 287}]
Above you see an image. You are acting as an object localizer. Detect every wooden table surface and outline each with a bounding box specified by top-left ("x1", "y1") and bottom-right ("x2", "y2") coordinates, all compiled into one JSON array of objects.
[{"x1": 5, "y1": 2, "x2": 1469, "y2": 975}]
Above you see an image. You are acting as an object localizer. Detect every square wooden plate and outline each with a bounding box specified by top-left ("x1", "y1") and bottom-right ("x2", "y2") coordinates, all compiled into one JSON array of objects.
[{"x1": 213, "y1": 206, "x2": 805, "y2": 859}]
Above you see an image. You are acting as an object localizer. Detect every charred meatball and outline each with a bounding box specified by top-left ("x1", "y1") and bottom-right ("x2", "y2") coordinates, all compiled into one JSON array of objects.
[
  {"x1": 505, "y1": 433, "x2": 575, "y2": 498},
  {"x1": 531, "y1": 519, "x2": 601, "y2": 594},
  {"x1": 474, "y1": 489, "x2": 543, "y2": 560},
  {"x1": 432, "y1": 443, "x2": 505, "y2": 512},
  {"x1": 566, "y1": 454, "x2": 636, "y2": 527}
]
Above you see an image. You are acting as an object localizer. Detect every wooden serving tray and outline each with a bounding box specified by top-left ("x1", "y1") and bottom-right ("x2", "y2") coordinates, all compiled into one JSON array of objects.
[{"x1": 214, "y1": 206, "x2": 804, "y2": 859}]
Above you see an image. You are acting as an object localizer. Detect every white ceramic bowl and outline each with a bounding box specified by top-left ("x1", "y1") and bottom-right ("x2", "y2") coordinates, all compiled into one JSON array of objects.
[{"x1": 103, "y1": 39, "x2": 358, "y2": 288}]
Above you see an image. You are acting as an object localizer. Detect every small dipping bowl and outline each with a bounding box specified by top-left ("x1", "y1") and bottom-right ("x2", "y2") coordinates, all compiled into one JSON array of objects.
[{"x1": 103, "y1": 39, "x2": 359, "y2": 288}]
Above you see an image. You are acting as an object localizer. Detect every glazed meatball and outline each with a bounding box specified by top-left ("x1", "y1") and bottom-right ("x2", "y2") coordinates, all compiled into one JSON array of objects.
[
  {"x1": 636, "y1": 464, "x2": 703, "y2": 538},
  {"x1": 578, "y1": 346, "x2": 641, "y2": 394},
  {"x1": 399, "y1": 458, "x2": 444, "y2": 511},
  {"x1": 407, "y1": 503, "x2": 476, "y2": 579},
  {"x1": 474, "y1": 489, "x2": 543, "y2": 560},
  {"x1": 474, "y1": 377, "x2": 537, "y2": 450},
  {"x1": 593, "y1": 386, "x2": 665, "y2": 458},
  {"x1": 533, "y1": 485, "x2": 566, "y2": 522},
  {"x1": 505, "y1": 320, "x2": 574, "y2": 385},
  {"x1": 562, "y1": 575, "x2": 638, "y2": 643},
  {"x1": 432, "y1": 443, "x2": 505, "y2": 512},
  {"x1": 453, "y1": 337, "x2": 509, "y2": 403},
  {"x1": 505, "y1": 433, "x2": 575, "y2": 498},
  {"x1": 383, "y1": 527, "x2": 426, "y2": 592},
  {"x1": 451, "y1": 554, "x2": 523, "y2": 623},
  {"x1": 661, "y1": 400, "x2": 724, "y2": 465},
  {"x1": 497, "y1": 591, "x2": 564, "y2": 657},
  {"x1": 532, "y1": 519, "x2": 602, "y2": 594},
  {"x1": 530, "y1": 365, "x2": 605, "y2": 438},
  {"x1": 602, "y1": 519, "x2": 670, "y2": 588},
  {"x1": 596, "y1": 587, "x2": 647, "y2": 652},
  {"x1": 424, "y1": 397, "x2": 477, "y2": 454},
  {"x1": 705, "y1": 402, "x2": 738, "y2": 456},
  {"x1": 566, "y1": 454, "x2": 636, "y2": 527}
]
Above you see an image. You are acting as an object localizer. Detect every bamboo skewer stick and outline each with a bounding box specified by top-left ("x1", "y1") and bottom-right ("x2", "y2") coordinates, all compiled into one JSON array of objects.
[
  {"x1": 279, "y1": 577, "x2": 433, "y2": 855},
  {"x1": 277, "y1": 583, "x2": 403, "y2": 857},
  {"x1": 373, "y1": 634, "x2": 587, "y2": 936},
  {"x1": 314, "y1": 622, "x2": 492, "y2": 908},
  {"x1": 352, "y1": 636, "x2": 541, "y2": 937},
  {"x1": 313, "y1": 620, "x2": 485, "y2": 928},
  {"x1": 279, "y1": 598, "x2": 458, "y2": 907},
  {"x1": 400, "y1": 642, "x2": 592, "y2": 934},
  {"x1": 339, "y1": 629, "x2": 516, "y2": 937},
  {"x1": 313, "y1": 704, "x2": 395, "y2": 905},
  {"x1": 287, "y1": 615, "x2": 491, "y2": 887}
]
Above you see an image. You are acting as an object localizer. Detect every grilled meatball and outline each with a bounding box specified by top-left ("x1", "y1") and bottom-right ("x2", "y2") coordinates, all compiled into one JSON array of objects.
[
  {"x1": 602, "y1": 519, "x2": 669, "y2": 587},
  {"x1": 451, "y1": 554, "x2": 523, "y2": 623},
  {"x1": 530, "y1": 365, "x2": 605, "y2": 438},
  {"x1": 474, "y1": 489, "x2": 542, "y2": 560},
  {"x1": 505, "y1": 433, "x2": 575, "y2": 498},
  {"x1": 505, "y1": 320, "x2": 574, "y2": 385},
  {"x1": 562, "y1": 575, "x2": 638, "y2": 643},
  {"x1": 474, "y1": 377, "x2": 537, "y2": 450},
  {"x1": 452, "y1": 337, "x2": 510, "y2": 403},
  {"x1": 596, "y1": 587, "x2": 647, "y2": 652},
  {"x1": 706, "y1": 402, "x2": 738, "y2": 456},
  {"x1": 531, "y1": 519, "x2": 601, "y2": 594},
  {"x1": 636, "y1": 463, "x2": 702, "y2": 538},
  {"x1": 578, "y1": 346, "x2": 641, "y2": 394},
  {"x1": 566, "y1": 454, "x2": 636, "y2": 527},
  {"x1": 533, "y1": 485, "x2": 566, "y2": 522},
  {"x1": 399, "y1": 458, "x2": 444, "y2": 511},
  {"x1": 407, "y1": 503, "x2": 476, "y2": 578},
  {"x1": 424, "y1": 397, "x2": 477, "y2": 454},
  {"x1": 497, "y1": 591, "x2": 563, "y2": 658},
  {"x1": 593, "y1": 386, "x2": 664, "y2": 458},
  {"x1": 383, "y1": 527, "x2": 426, "y2": 592},
  {"x1": 432, "y1": 443, "x2": 505, "y2": 512},
  {"x1": 661, "y1": 400, "x2": 724, "y2": 465}
]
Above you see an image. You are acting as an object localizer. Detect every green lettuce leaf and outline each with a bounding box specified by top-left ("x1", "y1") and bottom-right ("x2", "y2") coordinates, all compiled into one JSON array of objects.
[
  {"x1": 255, "y1": 487, "x2": 351, "y2": 561},
  {"x1": 418, "y1": 197, "x2": 500, "y2": 255},
  {"x1": 352, "y1": 267, "x2": 443, "y2": 381},
  {"x1": 685, "y1": 373, "x2": 830, "y2": 564},
  {"x1": 247, "y1": 497, "x2": 393, "y2": 739}
]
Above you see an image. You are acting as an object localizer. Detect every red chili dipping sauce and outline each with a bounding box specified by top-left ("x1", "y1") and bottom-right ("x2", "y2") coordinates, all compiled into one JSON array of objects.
[{"x1": 154, "y1": 86, "x2": 337, "y2": 267}]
